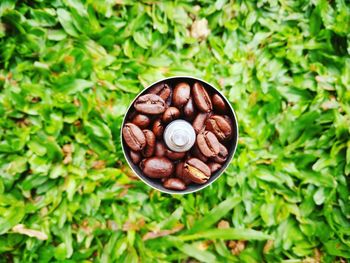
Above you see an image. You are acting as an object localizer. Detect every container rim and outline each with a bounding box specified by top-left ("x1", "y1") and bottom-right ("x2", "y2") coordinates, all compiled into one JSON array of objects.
[{"x1": 120, "y1": 75, "x2": 239, "y2": 194}]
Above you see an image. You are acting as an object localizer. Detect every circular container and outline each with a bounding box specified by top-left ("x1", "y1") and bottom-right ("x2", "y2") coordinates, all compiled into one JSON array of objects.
[{"x1": 121, "y1": 76, "x2": 239, "y2": 194}]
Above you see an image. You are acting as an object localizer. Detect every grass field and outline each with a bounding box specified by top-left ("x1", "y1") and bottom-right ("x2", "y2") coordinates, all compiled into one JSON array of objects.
[{"x1": 0, "y1": 0, "x2": 349, "y2": 262}]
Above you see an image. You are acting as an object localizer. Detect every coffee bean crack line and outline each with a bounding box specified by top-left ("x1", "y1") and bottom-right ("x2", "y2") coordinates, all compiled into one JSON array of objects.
[
  {"x1": 211, "y1": 120, "x2": 225, "y2": 139},
  {"x1": 203, "y1": 91, "x2": 212, "y2": 109},
  {"x1": 203, "y1": 133, "x2": 217, "y2": 156}
]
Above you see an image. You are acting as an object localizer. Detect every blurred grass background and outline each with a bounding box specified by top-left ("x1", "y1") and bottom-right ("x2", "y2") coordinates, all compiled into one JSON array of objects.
[{"x1": 0, "y1": 0, "x2": 350, "y2": 262}]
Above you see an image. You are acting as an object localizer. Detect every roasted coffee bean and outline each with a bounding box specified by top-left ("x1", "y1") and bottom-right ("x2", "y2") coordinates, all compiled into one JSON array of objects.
[
  {"x1": 205, "y1": 115, "x2": 232, "y2": 141},
  {"x1": 173, "y1": 82, "x2": 190, "y2": 107},
  {"x1": 196, "y1": 131, "x2": 220, "y2": 158},
  {"x1": 163, "y1": 178, "x2": 186, "y2": 190},
  {"x1": 223, "y1": 115, "x2": 234, "y2": 130},
  {"x1": 184, "y1": 158, "x2": 211, "y2": 184},
  {"x1": 175, "y1": 162, "x2": 192, "y2": 185},
  {"x1": 183, "y1": 97, "x2": 196, "y2": 121},
  {"x1": 175, "y1": 161, "x2": 184, "y2": 177},
  {"x1": 212, "y1": 94, "x2": 227, "y2": 113},
  {"x1": 165, "y1": 148, "x2": 186, "y2": 160},
  {"x1": 140, "y1": 157, "x2": 174, "y2": 178},
  {"x1": 192, "y1": 112, "x2": 210, "y2": 134},
  {"x1": 123, "y1": 123, "x2": 146, "y2": 151},
  {"x1": 162, "y1": 107, "x2": 180, "y2": 123},
  {"x1": 191, "y1": 144, "x2": 208, "y2": 163},
  {"x1": 193, "y1": 82, "x2": 212, "y2": 112},
  {"x1": 132, "y1": 114, "x2": 150, "y2": 129},
  {"x1": 154, "y1": 141, "x2": 166, "y2": 157},
  {"x1": 152, "y1": 118, "x2": 164, "y2": 139},
  {"x1": 213, "y1": 143, "x2": 228, "y2": 164},
  {"x1": 130, "y1": 150, "x2": 142, "y2": 164},
  {"x1": 208, "y1": 162, "x2": 222, "y2": 173},
  {"x1": 148, "y1": 83, "x2": 172, "y2": 105},
  {"x1": 142, "y1": 130, "x2": 156, "y2": 157},
  {"x1": 134, "y1": 94, "x2": 166, "y2": 114}
]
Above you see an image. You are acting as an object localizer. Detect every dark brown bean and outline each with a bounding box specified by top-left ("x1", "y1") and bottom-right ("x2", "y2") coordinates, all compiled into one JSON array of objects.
[
  {"x1": 140, "y1": 157, "x2": 174, "y2": 178},
  {"x1": 162, "y1": 107, "x2": 180, "y2": 123},
  {"x1": 205, "y1": 115, "x2": 232, "y2": 141},
  {"x1": 122, "y1": 123, "x2": 146, "y2": 151},
  {"x1": 134, "y1": 94, "x2": 166, "y2": 114},
  {"x1": 192, "y1": 112, "x2": 210, "y2": 134},
  {"x1": 223, "y1": 115, "x2": 234, "y2": 130},
  {"x1": 196, "y1": 131, "x2": 220, "y2": 158},
  {"x1": 163, "y1": 178, "x2": 186, "y2": 190},
  {"x1": 212, "y1": 94, "x2": 227, "y2": 113},
  {"x1": 191, "y1": 144, "x2": 208, "y2": 163},
  {"x1": 148, "y1": 83, "x2": 172, "y2": 105},
  {"x1": 173, "y1": 82, "x2": 190, "y2": 107},
  {"x1": 127, "y1": 110, "x2": 137, "y2": 121},
  {"x1": 132, "y1": 114, "x2": 150, "y2": 129},
  {"x1": 152, "y1": 118, "x2": 164, "y2": 139},
  {"x1": 213, "y1": 143, "x2": 228, "y2": 164},
  {"x1": 175, "y1": 161, "x2": 184, "y2": 177},
  {"x1": 142, "y1": 130, "x2": 156, "y2": 157},
  {"x1": 183, "y1": 97, "x2": 196, "y2": 121},
  {"x1": 193, "y1": 82, "x2": 212, "y2": 112},
  {"x1": 154, "y1": 141, "x2": 166, "y2": 157},
  {"x1": 208, "y1": 162, "x2": 222, "y2": 173},
  {"x1": 130, "y1": 150, "x2": 142, "y2": 164},
  {"x1": 184, "y1": 158, "x2": 211, "y2": 184},
  {"x1": 165, "y1": 148, "x2": 186, "y2": 160},
  {"x1": 175, "y1": 162, "x2": 192, "y2": 185}
]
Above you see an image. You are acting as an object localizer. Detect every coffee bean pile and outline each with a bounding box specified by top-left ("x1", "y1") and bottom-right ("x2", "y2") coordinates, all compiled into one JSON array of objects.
[{"x1": 122, "y1": 81, "x2": 234, "y2": 191}]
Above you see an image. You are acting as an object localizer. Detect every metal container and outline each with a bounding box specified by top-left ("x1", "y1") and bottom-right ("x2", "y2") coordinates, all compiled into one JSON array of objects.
[{"x1": 121, "y1": 76, "x2": 239, "y2": 194}]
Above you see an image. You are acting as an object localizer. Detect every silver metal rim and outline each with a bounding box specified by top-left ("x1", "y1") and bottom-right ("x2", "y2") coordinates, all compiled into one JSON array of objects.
[{"x1": 120, "y1": 76, "x2": 239, "y2": 194}]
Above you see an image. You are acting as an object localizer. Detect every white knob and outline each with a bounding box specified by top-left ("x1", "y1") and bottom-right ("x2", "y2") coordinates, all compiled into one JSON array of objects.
[
  {"x1": 172, "y1": 130, "x2": 189, "y2": 146},
  {"x1": 163, "y1": 120, "x2": 196, "y2": 152}
]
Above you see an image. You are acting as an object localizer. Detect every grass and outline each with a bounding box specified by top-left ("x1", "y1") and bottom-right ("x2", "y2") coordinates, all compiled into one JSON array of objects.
[{"x1": 0, "y1": 0, "x2": 349, "y2": 262}]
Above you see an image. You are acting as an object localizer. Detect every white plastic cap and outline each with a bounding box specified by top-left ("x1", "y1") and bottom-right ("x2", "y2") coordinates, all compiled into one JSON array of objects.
[{"x1": 163, "y1": 120, "x2": 196, "y2": 152}]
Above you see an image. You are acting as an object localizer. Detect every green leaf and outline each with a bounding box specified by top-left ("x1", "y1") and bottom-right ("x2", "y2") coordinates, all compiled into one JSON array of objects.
[
  {"x1": 180, "y1": 228, "x2": 272, "y2": 241},
  {"x1": 6, "y1": 156, "x2": 27, "y2": 175},
  {"x1": 179, "y1": 243, "x2": 217, "y2": 263},
  {"x1": 187, "y1": 196, "x2": 240, "y2": 234},
  {"x1": 54, "y1": 78, "x2": 94, "y2": 95},
  {"x1": 100, "y1": 232, "x2": 121, "y2": 263},
  {"x1": 0, "y1": 0, "x2": 15, "y2": 17},
  {"x1": 28, "y1": 140, "x2": 47, "y2": 156},
  {"x1": 54, "y1": 243, "x2": 67, "y2": 260},
  {"x1": 324, "y1": 240, "x2": 350, "y2": 258},
  {"x1": 0, "y1": 194, "x2": 25, "y2": 235},
  {"x1": 133, "y1": 31, "x2": 150, "y2": 49},
  {"x1": 57, "y1": 8, "x2": 79, "y2": 37},
  {"x1": 313, "y1": 187, "x2": 325, "y2": 205},
  {"x1": 29, "y1": 8, "x2": 57, "y2": 27}
]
